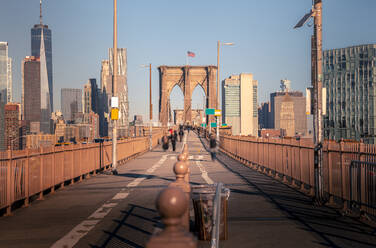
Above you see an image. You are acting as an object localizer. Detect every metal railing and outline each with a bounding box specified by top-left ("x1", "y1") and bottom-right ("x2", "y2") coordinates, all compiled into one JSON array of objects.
[
  {"x1": 220, "y1": 135, "x2": 376, "y2": 217},
  {"x1": 211, "y1": 182, "x2": 223, "y2": 248},
  {"x1": 0, "y1": 129, "x2": 164, "y2": 215},
  {"x1": 350, "y1": 160, "x2": 376, "y2": 217}
]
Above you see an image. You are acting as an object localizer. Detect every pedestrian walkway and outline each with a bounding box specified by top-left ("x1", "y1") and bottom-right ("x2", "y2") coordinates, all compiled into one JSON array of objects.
[{"x1": 0, "y1": 132, "x2": 375, "y2": 248}]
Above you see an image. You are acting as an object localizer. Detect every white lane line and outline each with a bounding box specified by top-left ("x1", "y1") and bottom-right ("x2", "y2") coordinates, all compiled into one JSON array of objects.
[
  {"x1": 51, "y1": 220, "x2": 100, "y2": 248},
  {"x1": 112, "y1": 193, "x2": 129, "y2": 200},
  {"x1": 188, "y1": 155, "x2": 193, "y2": 160},
  {"x1": 196, "y1": 156, "x2": 214, "y2": 185},
  {"x1": 127, "y1": 177, "x2": 146, "y2": 187},
  {"x1": 198, "y1": 155, "x2": 203, "y2": 160},
  {"x1": 89, "y1": 203, "x2": 118, "y2": 219},
  {"x1": 180, "y1": 132, "x2": 187, "y2": 153},
  {"x1": 51, "y1": 155, "x2": 167, "y2": 248}
]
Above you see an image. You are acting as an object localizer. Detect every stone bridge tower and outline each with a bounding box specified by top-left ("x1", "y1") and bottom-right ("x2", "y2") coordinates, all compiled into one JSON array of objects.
[{"x1": 158, "y1": 65, "x2": 217, "y2": 126}]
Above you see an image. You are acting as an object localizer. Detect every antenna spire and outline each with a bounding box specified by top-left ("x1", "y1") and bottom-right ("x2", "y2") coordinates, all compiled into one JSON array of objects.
[{"x1": 40, "y1": 0, "x2": 43, "y2": 25}]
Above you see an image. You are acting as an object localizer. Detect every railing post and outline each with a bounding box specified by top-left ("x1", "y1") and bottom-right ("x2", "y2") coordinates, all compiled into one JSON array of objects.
[
  {"x1": 299, "y1": 140, "x2": 306, "y2": 192},
  {"x1": 70, "y1": 146, "x2": 74, "y2": 184},
  {"x1": 146, "y1": 187, "x2": 197, "y2": 248},
  {"x1": 178, "y1": 153, "x2": 190, "y2": 183},
  {"x1": 51, "y1": 145, "x2": 55, "y2": 193},
  {"x1": 24, "y1": 148, "x2": 30, "y2": 205},
  {"x1": 6, "y1": 150, "x2": 12, "y2": 216},
  {"x1": 38, "y1": 147, "x2": 44, "y2": 200},
  {"x1": 93, "y1": 144, "x2": 97, "y2": 176},
  {"x1": 61, "y1": 145, "x2": 65, "y2": 188},
  {"x1": 79, "y1": 144, "x2": 82, "y2": 182},
  {"x1": 169, "y1": 161, "x2": 191, "y2": 231},
  {"x1": 327, "y1": 141, "x2": 335, "y2": 204}
]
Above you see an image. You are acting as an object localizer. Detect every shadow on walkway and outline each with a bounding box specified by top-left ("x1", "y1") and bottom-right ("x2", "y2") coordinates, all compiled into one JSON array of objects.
[
  {"x1": 90, "y1": 204, "x2": 163, "y2": 248},
  {"x1": 198, "y1": 135, "x2": 376, "y2": 248}
]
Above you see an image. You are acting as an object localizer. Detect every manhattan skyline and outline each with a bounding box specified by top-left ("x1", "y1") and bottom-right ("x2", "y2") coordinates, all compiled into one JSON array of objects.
[{"x1": 0, "y1": 0, "x2": 376, "y2": 121}]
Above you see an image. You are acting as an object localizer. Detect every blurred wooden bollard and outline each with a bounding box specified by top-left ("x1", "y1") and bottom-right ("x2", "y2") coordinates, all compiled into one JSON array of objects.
[
  {"x1": 169, "y1": 161, "x2": 191, "y2": 231},
  {"x1": 178, "y1": 153, "x2": 190, "y2": 183},
  {"x1": 183, "y1": 144, "x2": 189, "y2": 155},
  {"x1": 146, "y1": 187, "x2": 197, "y2": 248}
]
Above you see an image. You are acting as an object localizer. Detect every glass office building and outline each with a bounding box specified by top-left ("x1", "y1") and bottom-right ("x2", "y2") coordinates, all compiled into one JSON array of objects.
[
  {"x1": 323, "y1": 44, "x2": 376, "y2": 144},
  {"x1": 0, "y1": 42, "x2": 12, "y2": 104},
  {"x1": 31, "y1": 24, "x2": 53, "y2": 112},
  {"x1": 222, "y1": 74, "x2": 258, "y2": 136},
  {"x1": 61, "y1": 88, "x2": 82, "y2": 122}
]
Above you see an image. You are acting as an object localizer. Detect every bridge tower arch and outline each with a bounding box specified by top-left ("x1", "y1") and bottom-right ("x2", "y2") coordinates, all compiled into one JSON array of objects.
[{"x1": 158, "y1": 65, "x2": 217, "y2": 126}]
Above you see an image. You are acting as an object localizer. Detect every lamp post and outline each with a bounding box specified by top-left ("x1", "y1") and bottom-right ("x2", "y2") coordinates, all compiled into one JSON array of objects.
[
  {"x1": 112, "y1": 0, "x2": 119, "y2": 175},
  {"x1": 294, "y1": 0, "x2": 324, "y2": 203},
  {"x1": 141, "y1": 63, "x2": 153, "y2": 151},
  {"x1": 216, "y1": 41, "x2": 234, "y2": 140}
]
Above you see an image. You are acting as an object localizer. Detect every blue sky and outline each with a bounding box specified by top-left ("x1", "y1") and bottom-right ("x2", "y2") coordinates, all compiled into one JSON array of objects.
[{"x1": 1, "y1": 0, "x2": 376, "y2": 121}]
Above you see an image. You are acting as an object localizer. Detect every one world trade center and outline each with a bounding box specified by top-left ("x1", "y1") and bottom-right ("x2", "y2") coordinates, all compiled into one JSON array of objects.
[{"x1": 31, "y1": 0, "x2": 52, "y2": 133}]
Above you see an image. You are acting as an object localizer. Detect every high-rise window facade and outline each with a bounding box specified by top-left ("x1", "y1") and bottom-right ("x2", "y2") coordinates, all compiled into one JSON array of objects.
[
  {"x1": 323, "y1": 44, "x2": 376, "y2": 144},
  {"x1": 0, "y1": 42, "x2": 12, "y2": 103},
  {"x1": 61, "y1": 89, "x2": 82, "y2": 122},
  {"x1": 22, "y1": 56, "x2": 41, "y2": 133},
  {"x1": 222, "y1": 73, "x2": 258, "y2": 136}
]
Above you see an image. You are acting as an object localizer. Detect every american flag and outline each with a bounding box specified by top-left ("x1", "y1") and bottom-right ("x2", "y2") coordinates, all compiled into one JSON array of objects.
[{"x1": 187, "y1": 51, "x2": 195, "y2": 57}]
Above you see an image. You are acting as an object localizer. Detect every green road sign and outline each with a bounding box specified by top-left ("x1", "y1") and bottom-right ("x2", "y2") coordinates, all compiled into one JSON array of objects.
[
  {"x1": 210, "y1": 122, "x2": 217, "y2": 128},
  {"x1": 205, "y1": 108, "x2": 215, "y2": 115},
  {"x1": 201, "y1": 123, "x2": 207, "y2": 127}
]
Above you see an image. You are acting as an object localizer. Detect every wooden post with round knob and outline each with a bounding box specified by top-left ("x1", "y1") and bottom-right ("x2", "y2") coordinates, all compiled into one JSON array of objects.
[
  {"x1": 169, "y1": 161, "x2": 191, "y2": 231},
  {"x1": 178, "y1": 153, "x2": 190, "y2": 183},
  {"x1": 146, "y1": 187, "x2": 197, "y2": 248}
]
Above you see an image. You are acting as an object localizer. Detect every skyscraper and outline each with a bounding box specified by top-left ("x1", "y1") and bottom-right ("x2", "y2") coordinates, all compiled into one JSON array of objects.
[
  {"x1": 100, "y1": 60, "x2": 111, "y2": 137},
  {"x1": 61, "y1": 88, "x2": 82, "y2": 122},
  {"x1": 0, "y1": 42, "x2": 12, "y2": 103},
  {"x1": 222, "y1": 73, "x2": 258, "y2": 136},
  {"x1": 83, "y1": 79, "x2": 99, "y2": 114},
  {"x1": 100, "y1": 48, "x2": 129, "y2": 137},
  {"x1": 31, "y1": 0, "x2": 53, "y2": 113},
  {"x1": 109, "y1": 48, "x2": 129, "y2": 135},
  {"x1": 5, "y1": 103, "x2": 19, "y2": 150},
  {"x1": 268, "y1": 81, "x2": 307, "y2": 137},
  {"x1": 22, "y1": 56, "x2": 41, "y2": 133},
  {"x1": 323, "y1": 44, "x2": 376, "y2": 143}
]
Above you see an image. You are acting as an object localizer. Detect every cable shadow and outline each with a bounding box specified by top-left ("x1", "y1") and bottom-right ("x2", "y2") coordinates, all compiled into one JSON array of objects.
[
  {"x1": 198, "y1": 135, "x2": 376, "y2": 247},
  {"x1": 89, "y1": 204, "x2": 162, "y2": 248}
]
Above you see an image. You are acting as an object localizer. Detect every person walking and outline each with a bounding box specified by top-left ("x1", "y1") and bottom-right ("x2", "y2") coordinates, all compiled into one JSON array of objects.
[
  {"x1": 179, "y1": 128, "x2": 184, "y2": 142},
  {"x1": 170, "y1": 130, "x2": 177, "y2": 152},
  {"x1": 162, "y1": 134, "x2": 169, "y2": 151},
  {"x1": 209, "y1": 134, "x2": 217, "y2": 161}
]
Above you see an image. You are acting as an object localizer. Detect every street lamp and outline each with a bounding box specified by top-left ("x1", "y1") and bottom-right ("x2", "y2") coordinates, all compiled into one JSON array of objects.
[
  {"x1": 294, "y1": 0, "x2": 324, "y2": 203},
  {"x1": 216, "y1": 41, "x2": 234, "y2": 140},
  {"x1": 141, "y1": 63, "x2": 153, "y2": 151},
  {"x1": 112, "y1": 0, "x2": 119, "y2": 175}
]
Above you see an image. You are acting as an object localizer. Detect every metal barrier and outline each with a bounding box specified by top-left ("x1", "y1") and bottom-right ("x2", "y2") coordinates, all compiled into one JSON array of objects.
[
  {"x1": 219, "y1": 135, "x2": 376, "y2": 217},
  {"x1": 0, "y1": 130, "x2": 164, "y2": 215},
  {"x1": 350, "y1": 160, "x2": 376, "y2": 217},
  {"x1": 211, "y1": 183, "x2": 223, "y2": 248}
]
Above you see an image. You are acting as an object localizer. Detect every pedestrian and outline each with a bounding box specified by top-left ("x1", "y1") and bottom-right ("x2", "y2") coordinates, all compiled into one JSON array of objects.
[
  {"x1": 171, "y1": 130, "x2": 177, "y2": 151},
  {"x1": 162, "y1": 134, "x2": 169, "y2": 151},
  {"x1": 179, "y1": 128, "x2": 184, "y2": 142},
  {"x1": 209, "y1": 134, "x2": 217, "y2": 161}
]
